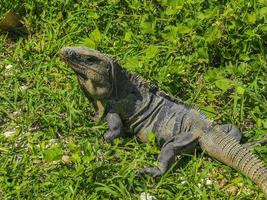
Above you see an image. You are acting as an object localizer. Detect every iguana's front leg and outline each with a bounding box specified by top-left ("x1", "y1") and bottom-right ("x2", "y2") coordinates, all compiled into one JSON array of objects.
[
  {"x1": 104, "y1": 112, "x2": 124, "y2": 142},
  {"x1": 139, "y1": 130, "x2": 200, "y2": 177}
]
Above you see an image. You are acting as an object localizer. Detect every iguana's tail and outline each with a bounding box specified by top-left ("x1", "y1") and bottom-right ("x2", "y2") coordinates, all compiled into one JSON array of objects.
[{"x1": 199, "y1": 129, "x2": 267, "y2": 195}]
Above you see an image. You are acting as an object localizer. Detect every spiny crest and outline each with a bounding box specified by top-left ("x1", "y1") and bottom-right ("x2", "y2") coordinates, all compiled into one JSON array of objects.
[
  {"x1": 113, "y1": 57, "x2": 209, "y2": 121},
  {"x1": 191, "y1": 105, "x2": 209, "y2": 120},
  {"x1": 127, "y1": 69, "x2": 208, "y2": 118}
]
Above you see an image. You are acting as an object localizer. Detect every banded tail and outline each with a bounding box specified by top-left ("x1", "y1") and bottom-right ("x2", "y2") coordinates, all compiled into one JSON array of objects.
[{"x1": 199, "y1": 129, "x2": 267, "y2": 195}]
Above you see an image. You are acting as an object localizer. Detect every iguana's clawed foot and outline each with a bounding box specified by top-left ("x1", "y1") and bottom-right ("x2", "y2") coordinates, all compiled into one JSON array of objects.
[
  {"x1": 104, "y1": 131, "x2": 116, "y2": 142},
  {"x1": 104, "y1": 113, "x2": 124, "y2": 142},
  {"x1": 104, "y1": 130, "x2": 124, "y2": 142},
  {"x1": 138, "y1": 167, "x2": 163, "y2": 178}
]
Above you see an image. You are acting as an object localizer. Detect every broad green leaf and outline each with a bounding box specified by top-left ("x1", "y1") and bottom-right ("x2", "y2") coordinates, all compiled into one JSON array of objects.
[
  {"x1": 126, "y1": 0, "x2": 141, "y2": 10},
  {"x1": 71, "y1": 153, "x2": 81, "y2": 163},
  {"x1": 124, "y1": 57, "x2": 141, "y2": 70},
  {"x1": 145, "y1": 45, "x2": 159, "y2": 59},
  {"x1": 259, "y1": 0, "x2": 266, "y2": 4},
  {"x1": 236, "y1": 63, "x2": 249, "y2": 75},
  {"x1": 107, "y1": 0, "x2": 120, "y2": 4},
  {"x1": 83, "y1": 38, "x2": 96, "y2": 48},
  {"x1": 245, "y1": 29, "x2": 255, "y2": 37},
  {"x1": 239, "y1": 54, "x2": 250, "y2": 61},
  {"x1": 236, "y1": 86, "x2": 245, "y2": 95},
  {"x1": 263, "y1": 120, "x2": 267, "y2": 129},
  {"x1": 253, "y1": 106, "x2": 261, "y2": 115},
  {"x1": 140, "y1": 15, "x2": 155, "y2": 34},
  {"x1": 161, "y1": 25, "x2": 177, "y2": 43},
  {"x1": 246, "y1": 13, "x2": 257, "y2": 24},
  {"x1": 164, "y1": 0, "x2": 184, "y2": 15},
  {"x1": 68, "y1": 141, "x2": 79, "y2": 152},
  {"x1": 204, "y1": 26, "x2": 222, "y2": 43},
  {"x1": 90, "y1": 28, "x2": 102, "y2": 43},
  {"x1": 84, "y1": 29, "x2": 102, "y2": 48},
  {"x1": 259, "y1": 25, "x2": 267, "y2": 31},
  {"x1": 206, "y1": 91, "x2": 216, "y2": 101},
  {"x1": 165, "y1": 6, "x2": 182, "y2": 15},
  {"x1": 176, "y1": 24, "x2": 191, "y2": 34},
  {"x1": 140, "y1": 20, "x2": 155, "y2": 34},
  {"x1": 197, "y1": 47, "x2": 208, "y2": 59},
  {"x1": 214, "y1": 79, "x2": 232, "y2": 91},
  {"x1": 160, "y1": 0, "x2": 184, "y2": 7},
  {"x1": 197, "y1": 7, "x2": 219, "y2": 20},
  {"x1": 43, "y1": 146, "x2": 63, "y2": 161},
  {"x1": 124, "y1": 31, "x2": 132, "y2": 42},
  {"x1": 88, "y1": 12, "x2": 99, "y2": 19},
  {"x1": 256, "y1": 119, "x2": 262, "y2": 127},
  {"x1": 147, "y1": 131, "x2": 156, "y2": 143},
  {"x1": 203, "y1": 105, "x2": 216, "y2": 118},
  {"x1": 204, "y1": 69, "x2": 224, "y2": 82},
  {"x1": 259, "y1": 7, "x2": 267, "y2": 18}
]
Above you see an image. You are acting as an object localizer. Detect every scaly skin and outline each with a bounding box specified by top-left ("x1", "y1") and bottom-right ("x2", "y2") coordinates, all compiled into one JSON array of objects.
[{"x1": 60, "y1": 46, "x2": 267, "y2": 195}]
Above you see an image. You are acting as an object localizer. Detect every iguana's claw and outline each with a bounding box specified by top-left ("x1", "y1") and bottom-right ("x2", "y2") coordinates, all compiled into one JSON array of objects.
[
  {"x1": 138, "y1": 167, "x2": 162, "y2": 178},
  {"x1": 104, "y1": 130, "x2": 124, "y2": 142},
  {"x1": 104, "y1": 131, "x2": 114, "y2": 142}
]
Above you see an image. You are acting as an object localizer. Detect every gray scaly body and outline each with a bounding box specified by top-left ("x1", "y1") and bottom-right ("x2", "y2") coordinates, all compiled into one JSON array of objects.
[{"x1": 60, "y1": 46, "x2": 267, "y2": 195}]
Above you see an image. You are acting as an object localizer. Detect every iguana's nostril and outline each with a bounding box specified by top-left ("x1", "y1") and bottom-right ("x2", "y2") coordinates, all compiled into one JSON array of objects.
[
  {"x1": 59, "y1": 47, "x2": 77, "y2": 59},
  {"x1": 68, "y1": 49, "x2": 76, "y2": 58}
]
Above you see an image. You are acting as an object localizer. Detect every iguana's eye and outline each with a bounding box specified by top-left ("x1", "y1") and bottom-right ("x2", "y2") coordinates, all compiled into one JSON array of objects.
[
  {"x1": 68, "y1": 49, "x2": 76, "y2": 58},
  {"x1": 107, "y1": 64, "x2": 112, "y2": 74},
  {"x1": 107, "y1": 63, "x2": 113, "y2": 82},
  {"x1": 83, "y1": 56, "x2": 100, "y2": 64}
]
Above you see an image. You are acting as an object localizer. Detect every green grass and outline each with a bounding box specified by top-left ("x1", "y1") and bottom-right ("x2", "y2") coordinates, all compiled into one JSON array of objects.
[{"x1": 0, "y1": 0, "x2": 267, "y2": 199}]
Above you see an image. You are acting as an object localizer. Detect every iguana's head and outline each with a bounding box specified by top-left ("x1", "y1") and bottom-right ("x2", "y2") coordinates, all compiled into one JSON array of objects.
[{"x1": 60, "y1": 47, "x2": 114, "y2": 99}]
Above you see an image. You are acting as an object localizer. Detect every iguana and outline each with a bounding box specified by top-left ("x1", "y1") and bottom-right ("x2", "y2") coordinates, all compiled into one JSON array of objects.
[{"x1": 60, "y1": 46, "x2": 267, "y2": 194}]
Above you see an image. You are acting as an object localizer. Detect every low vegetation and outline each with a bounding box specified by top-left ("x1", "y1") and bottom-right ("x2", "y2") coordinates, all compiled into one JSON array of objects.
[{"x1": 0, "y1": 0, "x2": 267, "y2": 199}]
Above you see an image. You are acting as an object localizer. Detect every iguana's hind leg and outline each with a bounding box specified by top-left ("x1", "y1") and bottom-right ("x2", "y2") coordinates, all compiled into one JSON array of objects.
[
  {"x1": 217, "y1": 124, "x2": 267, "y2": 148},
  {"x1": 217, "y1": 124, "x2": 242, "y2": 141},
  {"x1": 139, "y1": 130, "x2": 199, "y2": 177}
]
